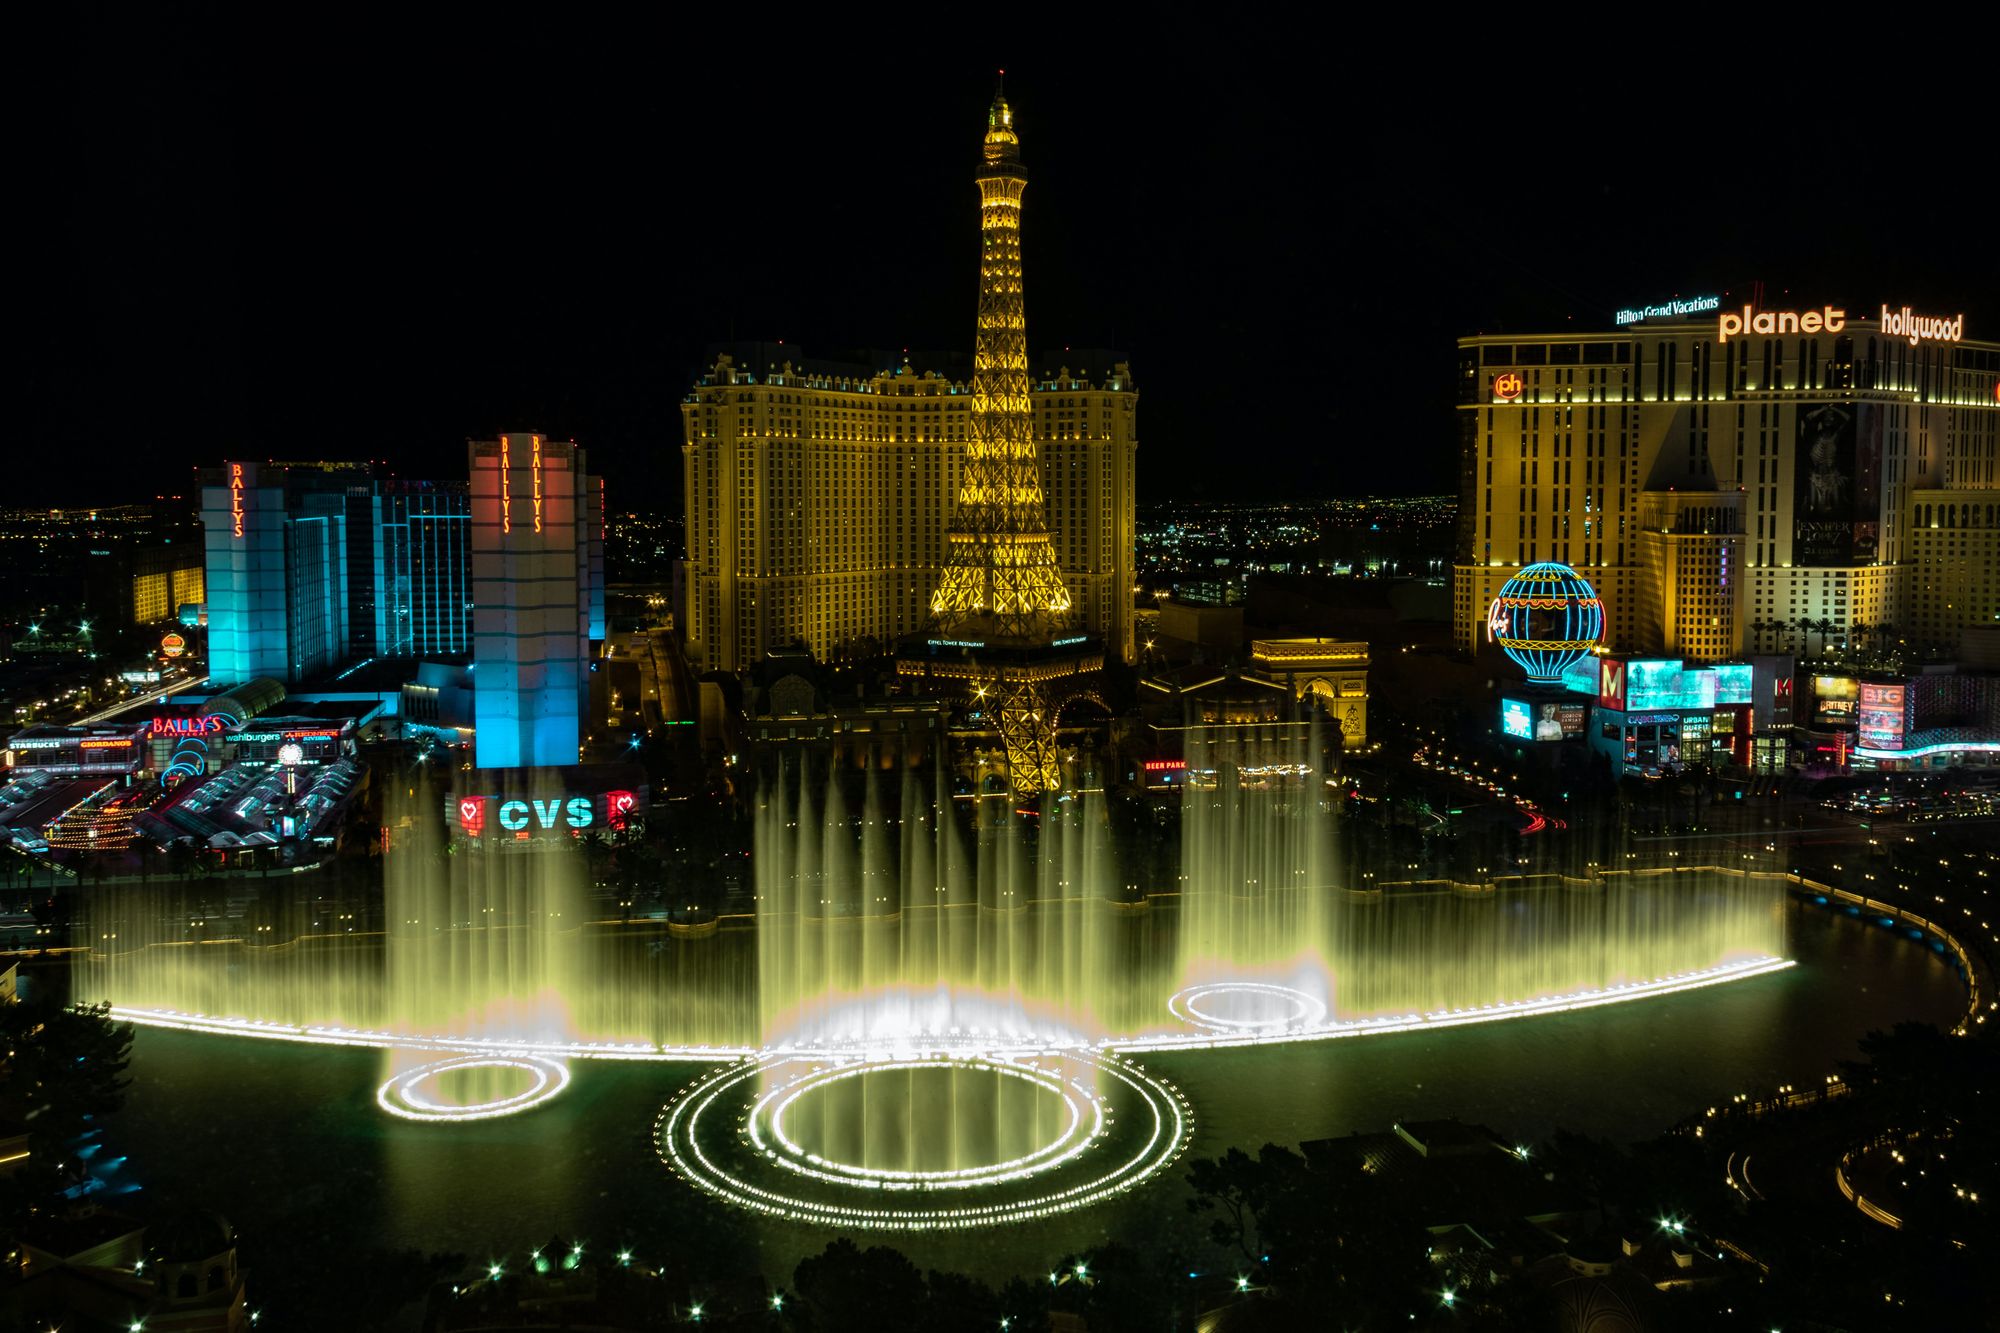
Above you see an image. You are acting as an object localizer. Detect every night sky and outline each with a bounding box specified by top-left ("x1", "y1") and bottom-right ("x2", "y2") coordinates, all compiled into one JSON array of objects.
[{"x1": 25, "y1": 17, "x2": 1990, "y2": 510}]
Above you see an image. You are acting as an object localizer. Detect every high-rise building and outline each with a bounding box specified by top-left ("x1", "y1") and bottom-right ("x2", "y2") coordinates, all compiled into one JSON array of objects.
[
  {"x1": 344, "y1": 479, "x2": 472, "y2": 659},
  {"x1": 679, "y1": 123, "x2": 1137, "y2": 676},
  {"x1": 1907, "y1": 491, "x2": 2000, "y2": 651},
  {"x1": 469, "y1": 433, "x2": 596, "y2": 770},
  {"x1": 1454, "y1": 302, "x2": 2000, "y2": 662},
  {"x1": 202, "y1": 461, "x2": 348, "y2": 685},
  {"x1": 203, "y1": 462, "x2": 481, "y2": 682}
]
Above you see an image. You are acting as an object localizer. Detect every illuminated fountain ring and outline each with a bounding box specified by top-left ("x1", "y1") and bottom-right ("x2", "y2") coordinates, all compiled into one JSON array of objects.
[
  {"x1": 1168, "y1": 982, "x2": 1327, "y2": 1035},
  {"x1": 376, "y1": 1053, "x2": 571, "y2": 1122},
  {"x1": 656, "y1": 1050, "x2": 1190, "y2": 1230},
  {"x1": 758, "y1": 1056, "x2": 1096, "y2": 1190}
]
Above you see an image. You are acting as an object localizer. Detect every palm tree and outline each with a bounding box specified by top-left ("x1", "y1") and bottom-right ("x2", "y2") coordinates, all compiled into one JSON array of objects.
[
  {"x1": 1847, "y1": 622, "x2": 1871, "y2": 658},
  {"x1": 1794, "y1": 617, "x2": 1819, "y2": 659},
  {"x1": 1815, "y1": 618, "x2": 1839, "y2": 659}
]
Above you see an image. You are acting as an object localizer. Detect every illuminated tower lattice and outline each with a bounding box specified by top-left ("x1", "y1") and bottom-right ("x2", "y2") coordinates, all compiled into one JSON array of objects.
[{"x1": 924, "y1": 83, "x2": 1091, "y2": 797}]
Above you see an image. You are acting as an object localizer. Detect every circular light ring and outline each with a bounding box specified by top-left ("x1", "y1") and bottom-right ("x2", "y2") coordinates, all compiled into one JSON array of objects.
[
  {"x1": 1168, "y1": 982, "x2": 1327, "y2": 1034},
  {"x1": 376, "y1": 1054, "x2": 570, "y2": 1122},
  {"x1": 752, "y1": 1056, "x2": 1096, "y2": 1190},
  {"x1": 657, "y1": 1050, "x2": 1191, "y2": 1230}
]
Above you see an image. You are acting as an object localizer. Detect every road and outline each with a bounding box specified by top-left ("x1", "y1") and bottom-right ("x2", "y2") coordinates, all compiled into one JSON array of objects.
[{"x1": 69, "y1": 672, "x2": 209, "y2": 725}]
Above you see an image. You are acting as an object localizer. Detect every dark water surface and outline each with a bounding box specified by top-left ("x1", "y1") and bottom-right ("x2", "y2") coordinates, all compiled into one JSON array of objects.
[{"x1": 104, "y1": 902, "x2": 1965, "y2": 1283}]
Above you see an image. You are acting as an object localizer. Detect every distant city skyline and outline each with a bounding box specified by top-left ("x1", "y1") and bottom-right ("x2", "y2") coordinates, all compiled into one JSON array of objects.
[{"x1": 26, "y1": 21, "x2": 1989, "y2": 512}]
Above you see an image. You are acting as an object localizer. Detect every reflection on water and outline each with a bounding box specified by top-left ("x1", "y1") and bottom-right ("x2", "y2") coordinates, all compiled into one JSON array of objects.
[{"x1": 104, "y1": 901, "x2": 1964, "y2": 1281}]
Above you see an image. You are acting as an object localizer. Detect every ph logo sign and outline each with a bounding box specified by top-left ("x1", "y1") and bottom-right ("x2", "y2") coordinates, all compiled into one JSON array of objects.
[{"x1": 1492, "y1": 372, "x2": 1524, "y2": 402}]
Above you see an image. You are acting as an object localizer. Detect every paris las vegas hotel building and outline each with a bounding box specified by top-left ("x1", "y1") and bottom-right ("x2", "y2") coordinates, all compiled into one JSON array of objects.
[
  {"x1": 1454, "y1": 299, "x2": 2000, "y2": 663},
  {"x1": 681, "y1": 344, "x2": 1137, "y2": 673}
]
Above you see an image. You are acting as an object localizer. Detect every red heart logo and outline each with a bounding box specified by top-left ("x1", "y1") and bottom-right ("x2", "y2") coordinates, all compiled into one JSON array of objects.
[{"x1": 458, "y1": 797, "x2": 486, "y2": 837}]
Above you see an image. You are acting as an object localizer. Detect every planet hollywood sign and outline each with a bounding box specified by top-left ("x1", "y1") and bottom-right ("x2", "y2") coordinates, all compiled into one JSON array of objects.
[
  {"x1": 454, "y1": 789, "x2": 639, "y2": 841},
  {"x1": 1715, "y1": 302, "x2": 1966, "y2": 347}
]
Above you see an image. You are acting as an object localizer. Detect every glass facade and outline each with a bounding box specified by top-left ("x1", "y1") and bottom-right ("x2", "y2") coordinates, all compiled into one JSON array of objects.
[{"x1": 348, "y1": 482, "x2": 472, "y2": 658}]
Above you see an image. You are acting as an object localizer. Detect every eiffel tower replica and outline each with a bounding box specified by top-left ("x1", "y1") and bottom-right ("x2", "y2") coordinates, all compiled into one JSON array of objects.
[{"x1": 900, "y1": 80, "x2": 1102, "y2": 798}]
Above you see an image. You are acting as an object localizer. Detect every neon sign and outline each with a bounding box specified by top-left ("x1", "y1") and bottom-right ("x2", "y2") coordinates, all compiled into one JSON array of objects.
[
  {"x1": 452, "y1": 789, "x2": 641, "y2": 840},
  {"x1": 1599, "y1": 660, "x2": 1626, "y2": 711},
  {"x1": 1492, "y1": 372, "x2": 1523, "y2": 401},
  {"x1": 149, "y1": 716, "x2": 229, "y2": 737},
  {"x1": 1718, "y1": 305, "x2": 1845, "y2": 343},
  {"x1": 494, "y1": 797, "x2": 594, "y2": 833},
  {"x1": 161, "y1": 633, "x2": 186, "y2": 657},
  {"x1": 1614, "y1": 294, "x2": 1720, "y2": 325},
  {"x1": 532, "y1": 435, "x2": 543, "y2": 534},
  {"x1": 1142, "y1": 760, "x2": 1187, "y2": 772},
  {"x1": 229, "y1": 463, "x2": 245, "y2": 538},
  {"x1": 500, "y1": 437, "x2": 512, "y2": 536},
  {"x1": 79, "y1": 738, "x2": 132, "y2": 750},
  {"x1": 1879, "y1": 305, "x2": 1963, "y2": 348}
]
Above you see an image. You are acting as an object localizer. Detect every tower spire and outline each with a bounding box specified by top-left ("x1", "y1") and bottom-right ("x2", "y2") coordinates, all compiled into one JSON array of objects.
[
  {"x1": 933, "y1": 86, "x2": 1066, "y2": 643},
  {"x1": 921, "y1": 84, "x2": 1085, "y2": 796}
]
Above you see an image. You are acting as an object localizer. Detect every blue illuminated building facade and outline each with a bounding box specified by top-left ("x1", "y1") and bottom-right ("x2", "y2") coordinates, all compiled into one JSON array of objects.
[
  {"x1": 470, "y1": 434, "x2": 599, "y2": 770},
  {"x1": 346, "y1": 480, "x2": 472, "y2": 658},
  {"x1": 206, "y1": 464, "x2": 483, "y2": 687},
  {"x1": 202, "y1": 462, "x2": 348, "y2": 685}
]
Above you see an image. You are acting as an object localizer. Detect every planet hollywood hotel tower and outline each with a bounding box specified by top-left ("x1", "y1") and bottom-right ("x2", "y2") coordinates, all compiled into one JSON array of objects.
[{"x1": 1454, "y1": 300, "x2": 2000, "y2": 662}]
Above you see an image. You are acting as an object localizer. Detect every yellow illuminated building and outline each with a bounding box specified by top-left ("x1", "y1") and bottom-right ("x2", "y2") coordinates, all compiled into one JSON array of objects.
[
  {"x1": 129, "y1": 545, "x2": 205, "y2": 626},
  {"x1": 1907, "y1": 490, "x2": 2000, "y2": 652},
  {"x1": 1248, "y1": 638, "x2": 1369, "y2": 747},
  {"x1": 1454, "y1": 310, "x2": 2000, "y2": 661},
  {"x1": 680, "y1": 92, "x2": 1136, "y2": 682}
]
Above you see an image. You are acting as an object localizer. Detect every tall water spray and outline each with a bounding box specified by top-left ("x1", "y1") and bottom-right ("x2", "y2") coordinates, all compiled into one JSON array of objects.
[
  {"x1": 1174, "y1": 715, "x2": 1338, "y2": 1009},
  {"x1": 753, "y1": 751, "x2": 1116, "y2": 1052}
]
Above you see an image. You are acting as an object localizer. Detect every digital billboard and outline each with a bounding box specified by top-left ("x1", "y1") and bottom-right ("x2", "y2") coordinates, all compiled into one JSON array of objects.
[
  {"x1": 1711, "y1": 663, "x2": 1753, "y2": 706},
  {"x1": 1562, "y1": 656, "x2": 1600, "y2": 697},
  {"x1": 1793, "y1": 403, "x2": 1882, "y2": 566},
  {"x1": 1500, "y1": 698, "x2": 1533, "y2": 741},
  {"x1": 1625, "y1": 659, "x2": 1716, "y2": 711},
  {"x1": 1815, "y1": 674, "x2": 1859, "y2": 722},
  {"x1": 1857, "y1": 683, "x2": 1907, "y2": 749}
]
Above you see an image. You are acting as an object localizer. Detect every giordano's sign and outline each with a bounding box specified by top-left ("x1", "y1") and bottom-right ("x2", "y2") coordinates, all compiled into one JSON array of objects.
[{"x1": 1717, "y1": 303, "x2": 1966, "y2": 347}]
